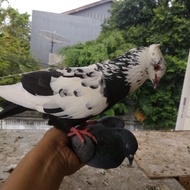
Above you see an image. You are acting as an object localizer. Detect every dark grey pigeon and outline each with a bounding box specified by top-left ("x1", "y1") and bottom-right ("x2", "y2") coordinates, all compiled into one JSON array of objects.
[{"x1": 70, "y1": 116, "x2": 138, "y2": 169}]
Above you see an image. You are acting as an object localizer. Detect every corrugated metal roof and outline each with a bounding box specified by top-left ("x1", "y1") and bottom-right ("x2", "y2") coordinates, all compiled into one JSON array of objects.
[{"x1": 62, "y1": 0, "x2": 114, "y2": 15}]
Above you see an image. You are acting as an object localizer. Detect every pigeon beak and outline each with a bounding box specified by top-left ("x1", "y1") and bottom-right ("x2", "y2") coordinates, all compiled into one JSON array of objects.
[
  {"x1": 127, "y1": 155, "x2": 134, "y2": 167},
  {"x1": 152, "y1": 74, "x2": 160, "y2": 89}
]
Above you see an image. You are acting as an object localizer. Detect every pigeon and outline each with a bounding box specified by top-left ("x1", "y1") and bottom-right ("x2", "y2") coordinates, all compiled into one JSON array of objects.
[
  {"x1": 70, "y1": 116, "x2": 138, "y2": 169},
  {"x1": 96, "y1": 116, "x2": 125, "y2": 129},
  {"x1": 0, "y1": 44, "x2": 166, "y2": 132}
]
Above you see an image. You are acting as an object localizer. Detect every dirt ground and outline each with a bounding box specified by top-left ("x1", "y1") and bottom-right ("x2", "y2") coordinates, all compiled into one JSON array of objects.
[{"x1": 0, "y1": 130, "x2": 184, "y2": 190}]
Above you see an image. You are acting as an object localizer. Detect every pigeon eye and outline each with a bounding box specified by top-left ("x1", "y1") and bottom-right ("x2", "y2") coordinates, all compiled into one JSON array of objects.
[{"x1": 154, "y1": 64, "x2": 161, "y2": 72}]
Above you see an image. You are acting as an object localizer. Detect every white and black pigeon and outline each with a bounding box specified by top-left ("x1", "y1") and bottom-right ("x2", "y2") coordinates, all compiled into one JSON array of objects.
[{"x1": 0, "y1": 44, "x2": 166, "y2": 132}]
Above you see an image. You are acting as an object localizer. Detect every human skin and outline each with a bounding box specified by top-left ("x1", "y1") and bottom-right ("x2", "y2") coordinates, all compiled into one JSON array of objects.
[{"x1": 1, "y1": 127, "x2": 84, "y2": 190}]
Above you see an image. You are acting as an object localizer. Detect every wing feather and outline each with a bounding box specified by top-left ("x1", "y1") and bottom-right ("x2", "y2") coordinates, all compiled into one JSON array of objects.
[
  {"x1": 18, "y1": 66, "x2": 108, "y2": 119},
  {"x1": 21, "y1": 71, "x2": 54, "y2": 96}
]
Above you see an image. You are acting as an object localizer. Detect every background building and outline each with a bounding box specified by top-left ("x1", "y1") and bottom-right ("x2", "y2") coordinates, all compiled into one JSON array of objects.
[{"x1": 30, "y1": 0, "x2": 113, "y2": 65}]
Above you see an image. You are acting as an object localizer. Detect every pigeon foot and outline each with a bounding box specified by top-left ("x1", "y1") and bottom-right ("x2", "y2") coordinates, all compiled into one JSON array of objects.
[{"x1": 68, "y1": 127, "x2": 97, "y2": 144}]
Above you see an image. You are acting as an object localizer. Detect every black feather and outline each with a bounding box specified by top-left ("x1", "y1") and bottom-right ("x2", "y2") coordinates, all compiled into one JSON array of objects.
[
  {"x1": 21, "y1": 70, "x2": 63, "y2": 96},
  {"x1": 21, "y1": 71, "x2": 54, "y2": 96},
  {"x1": 0, "y1": 103, "x2": 29, "y2": 119},
  {"x1": 46, "y1": 115, "x2": 90, "y2": 132}
]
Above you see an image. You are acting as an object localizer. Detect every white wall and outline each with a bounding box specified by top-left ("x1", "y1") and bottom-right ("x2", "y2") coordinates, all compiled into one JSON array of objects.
[
  {"x1": 1, "y1": 119, "x2": 50, "y2": 130},
  {"x1": 175, "y1": 51, "x2": 190, "y2": 130}
]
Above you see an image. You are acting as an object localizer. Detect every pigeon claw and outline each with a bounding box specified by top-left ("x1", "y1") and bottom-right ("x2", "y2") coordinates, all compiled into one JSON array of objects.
[
  {"x1": 68, "y1": 127, "x2": 97, "y2": 144},
  {"x1": 85, "y1": 120, "x2": 97, "y2": 125}
]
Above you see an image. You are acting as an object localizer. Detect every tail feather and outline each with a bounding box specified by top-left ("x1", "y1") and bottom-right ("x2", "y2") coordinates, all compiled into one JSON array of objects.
[
  {"x1": 0, "y1": 83, "x2": 37, "y2": 110},
  {"x1": 0, "y1": 103, "x2": 29, "y2": 119}
]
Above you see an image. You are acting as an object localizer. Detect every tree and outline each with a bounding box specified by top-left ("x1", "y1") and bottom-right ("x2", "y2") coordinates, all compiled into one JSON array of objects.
[
  {"x1": 60, "y1": 30, "x2": 134, "y2": 67},
  {"x1": 104, "y1": 0, "x2": 157, "y2": 30},
  {"x1": 0, "y1": 2, "x2": 38, "y2": 85},
  {"x1": 0, "y1": 1, "x2": 39, "y2": 108},
  {"x1": 60, "y1": 0, "x2": 190, "y2": 129},
  {"x1": 103, "y1": 0, "x2": 190, "y2": 129}
]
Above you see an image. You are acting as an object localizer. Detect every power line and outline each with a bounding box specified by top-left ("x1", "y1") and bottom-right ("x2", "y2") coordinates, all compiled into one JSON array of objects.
[{"x1": 0, "y1": 68, "x2": 49, "y2": 79}]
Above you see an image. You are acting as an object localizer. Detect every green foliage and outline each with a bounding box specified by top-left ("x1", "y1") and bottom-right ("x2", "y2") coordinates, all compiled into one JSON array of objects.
[
  {"x1": 104, "y1": 0, "x2": 157, "y2": 31},
  {"x1": 60, "y1": 0, "x2": 189, "y2": 129},
  {"x1": 0, "y1": 3, "x2": 39, "y2": 106},
  {"x1": 0, "y1": 5, "x2": 38, "y2": 86},
  {"x1": 60, "y1": 30, "x2": 135, "y2": 67},
  {"x1": 104, "y1": 0, "x2": 189, "y2": 129}
]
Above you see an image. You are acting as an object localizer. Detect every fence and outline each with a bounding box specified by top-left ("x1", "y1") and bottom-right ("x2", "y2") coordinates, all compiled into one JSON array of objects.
[
  {"x1": 0, "y1": 111, "x2": 50, "y2": 130},
  {"x1": 0, "y1": 112, "x2": 143, "y2": 130}
]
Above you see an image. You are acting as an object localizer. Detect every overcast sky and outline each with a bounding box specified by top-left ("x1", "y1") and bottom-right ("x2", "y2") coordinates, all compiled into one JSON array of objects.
[{"x1": 2, "y1": 0, "x2": 98, "y2": 15}]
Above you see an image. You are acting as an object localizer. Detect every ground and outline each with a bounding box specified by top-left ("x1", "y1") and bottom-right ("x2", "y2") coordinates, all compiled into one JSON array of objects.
[{"x1": 0, "y1": 130, "x2": 185, "y2": 190}]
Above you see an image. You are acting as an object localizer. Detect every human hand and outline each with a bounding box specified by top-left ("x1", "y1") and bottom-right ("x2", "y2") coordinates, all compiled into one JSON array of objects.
[
  {"x1": 1, "y1": 127, "x2": 84, "y2": 190},
  {"x1": 41, "y1": 127, "x2": 84, "y2": 176}
]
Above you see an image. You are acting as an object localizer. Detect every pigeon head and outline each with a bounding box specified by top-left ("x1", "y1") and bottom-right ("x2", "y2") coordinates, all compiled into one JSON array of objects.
[
  {"x1": 127, "y1": 154, "x2": 134, "y2": 166},
  {"x1": 115, "y1": 128, "x2": 138, "y2": 166},
  {"x1": 110, "y1": 44, "x2": 167, "y2": 94},
  {"x1": 146, "y1": 44, "x2": 166, "y2": 89}
]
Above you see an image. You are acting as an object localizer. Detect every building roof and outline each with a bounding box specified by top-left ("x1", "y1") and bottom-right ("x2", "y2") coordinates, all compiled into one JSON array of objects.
[{"x1": 62, "y1": 0, "x2": 114, "y2": 15}]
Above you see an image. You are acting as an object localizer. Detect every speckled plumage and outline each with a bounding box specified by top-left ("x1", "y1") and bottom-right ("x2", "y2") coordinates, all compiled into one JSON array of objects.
[{"x1": 0, "y1": 44, "x2": 166, "y2": 129}]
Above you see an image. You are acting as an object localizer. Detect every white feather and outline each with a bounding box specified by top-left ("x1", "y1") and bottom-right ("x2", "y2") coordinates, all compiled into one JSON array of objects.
[
  {"x1": 0, "y1": 44, "x2": 166, "y2": 120},
  {"x1": 0, "y1": 65, "x2": 108, "y2": 119}
]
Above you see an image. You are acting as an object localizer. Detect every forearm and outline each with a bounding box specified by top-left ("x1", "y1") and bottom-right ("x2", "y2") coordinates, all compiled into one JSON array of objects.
[{"x1": 1, "y1": 128, "x2": 82, "y2": 190}]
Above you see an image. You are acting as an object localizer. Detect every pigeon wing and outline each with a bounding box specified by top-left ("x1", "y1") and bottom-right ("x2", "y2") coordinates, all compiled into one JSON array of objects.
[
  {"x1": 20, "y1": 67, "x2": 108, "y2": 119},
  {"x1": 21, "y1": 70, "x2": 61, "y2": 96}
]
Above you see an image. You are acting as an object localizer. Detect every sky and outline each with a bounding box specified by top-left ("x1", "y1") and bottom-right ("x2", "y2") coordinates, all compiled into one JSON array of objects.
[{"x1": 2, "y1": 0, "x2": 99, "y2": 15}]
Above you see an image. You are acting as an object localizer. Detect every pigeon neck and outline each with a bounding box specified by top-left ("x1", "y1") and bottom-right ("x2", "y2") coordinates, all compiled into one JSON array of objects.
[{"x1": 124, "y1": 63, "x2": 149, "y2": 93}]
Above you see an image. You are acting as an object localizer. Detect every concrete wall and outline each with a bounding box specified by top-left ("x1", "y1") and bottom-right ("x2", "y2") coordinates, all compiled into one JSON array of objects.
[
  {"x1": 31, "y1": 10, "x2": 105, "y2": 64},
  {"x1": 68, "y1": 2, "x2": 111, "y2": 21},
  {"x1": 30, "y1": 1, "x2": 112, "y2": 64},
  {"x1": 1, "y1": 119, "x2": 50, "y2": 130}
]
